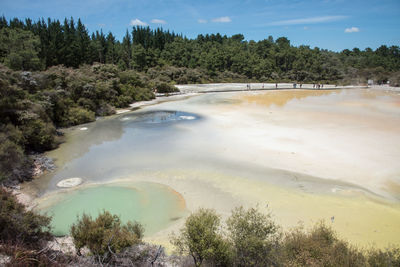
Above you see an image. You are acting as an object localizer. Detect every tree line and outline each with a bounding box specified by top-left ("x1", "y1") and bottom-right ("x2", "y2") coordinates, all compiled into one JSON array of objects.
[{"x1": 1, "y1": 16, "x2": 399, "y2": 85}]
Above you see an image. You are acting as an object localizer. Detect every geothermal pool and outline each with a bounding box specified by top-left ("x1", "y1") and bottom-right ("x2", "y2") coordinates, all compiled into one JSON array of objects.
[
  {"x1": 29, "y1": 87, "x2": 400, "y2": 248},
  {"x1": 36, "y1": 182, "x2": 186, "y2": 236}
]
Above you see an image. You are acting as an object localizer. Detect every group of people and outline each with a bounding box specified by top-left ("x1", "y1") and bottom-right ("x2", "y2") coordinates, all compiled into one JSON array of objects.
[
  {"x1": 313, "y1": 83, "x2": 324, "y2": 89},
  {"x1": 292, "y1": 83, "x2": 304, "y2": 89},
  {"x1": 245, "y1": 83, "x2": 327, "y2": 90}
]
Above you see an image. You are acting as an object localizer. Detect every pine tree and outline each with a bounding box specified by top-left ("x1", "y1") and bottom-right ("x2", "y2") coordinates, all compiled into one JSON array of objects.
[{"x1": 121, "y1": 30, "x2": 132, "y2": 69}]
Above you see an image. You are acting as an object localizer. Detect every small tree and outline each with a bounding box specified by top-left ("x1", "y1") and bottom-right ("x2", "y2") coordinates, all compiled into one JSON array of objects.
[
  {"x1": 70, "y1": 211, "x2": 143, "y2": 261},
  {"x1": 171, "y1": 208, "x2": 232, "y2": 266},
  {"x1": 227, "y1": 206, "x2": 279, "y2": 266},
  {"x1": 282, "y1": 222, "x2": 366, "y2": 266}
]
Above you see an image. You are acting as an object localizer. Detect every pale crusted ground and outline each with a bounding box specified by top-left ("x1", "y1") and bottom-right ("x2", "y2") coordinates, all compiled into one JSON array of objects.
[
  {"x1": 56, "y1": 178, "x2": 83, "y2": 188},
  {"x1": 142, "y1": 88, "x2": 400, "y2": 250},
  {"x1": 24, "y1": 86, "x2": 400, "y2": 252}
]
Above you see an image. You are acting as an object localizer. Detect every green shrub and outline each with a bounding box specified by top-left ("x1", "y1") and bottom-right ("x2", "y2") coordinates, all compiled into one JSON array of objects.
[
  {"x1": 77, "y1": 97, "x2": 96, "y2": 111},
  {"x1": 171, "y1": 208, "x2": 233, "y2": 266},
  {"x1": 367, "y1": 247, "x2": 400, "y2": 267},
  {"x1": 281, "y1": 222, "x2": 367, "y2": 266},
  {"x1": 120, "y1": 84, "x2": 155, "y2": 102},
  {"x1": 0, "y1": 188, "x2": 52, "y2": 247},
  {"x1": 119, "y1": 70, "x2": 145, "y2": 87},
  {"x1": 0, "y1": 124, "x2": 31, "y2": 185},
  {"x1": 20, "y1": 118, "x2": 56, "y2": 151},
  {"x1": 227, "y1": 206, "x2": 280, "y2": 266},
  {"x1": 131, "y1": 87, "x2": 155, "y2": 101},
  {"x1": 66, "y1": 107, "x2": 95, "y2": 126},
  {"x1": 96, "y1": 102, "x2": 116, "y2": 116},
  {"x1": 70, "y1": 211, "x2": 144, "y2": 259},
  {"x1": 0, "y1": 139, "x2": 28, "y2": 184},
  {"x1": 115, "y1": 95, "x2": 133, "y2": 108},
  {"x1": 389, "y1": 71, "x2": 400, "y2": 87},
  {"x1": 155, "y1": 82, "x2": 179, "y2": 94},
  {"x1": 92, "y1": 64, "x2": 119, "y2": 79}
]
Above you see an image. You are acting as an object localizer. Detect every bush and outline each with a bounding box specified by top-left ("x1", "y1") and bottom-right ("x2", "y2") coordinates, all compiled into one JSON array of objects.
[
  {"x1": 70, "y1": 211, "x2": 144, "y2": 260},
  {"x1": 66, "y1": 106, "x2": 95, "y2": 126},
  {"x1": 0, "y1": 188, "x2": 52, "y2": 247},
  {"x1": 0, "y1": 124, "x2": 32, "y2": 184},
  {"x1": 92, "y1": 64, "x2": 119, "y2": 80},
  {"x1": 171, "y1": 208, "x2": 400, "y2": 266},
  {"x1": 281, "y1": 222, "x2": 367, "y2": 266},
  {"x1": 115, "y1": 95, "x2": 133, "y2": 108},
  {"x1": 227, "y1": 206, "x2": 280, "y2": 266},
  {"x1": 119, "y1": 70, "x2": 145, "y2": 87},
  {"x1": 20, "y1": 118, "x2": 56, "y2": 151},
  {"x1": 77, "y1": 97, "x2": 96, "y2": 111},
  {"x1": 389, "y1": 71, "x2": 400, "y2": 87},
  {"x1": 131, "y1": 87, "x2": 155, "y2": 101},
  {"x1": 155, "y1": 82, "x2": 179, "y2": 94},
  {"x1": 0, "y1": 139, "x2": 29, "y2": 184},
  {"x1": 171, "y1": 208, "x2": 232, "y2": 266},
  {"x1": 96, "y1": 102, "x2": 116, "y2": 116},
  {"x1": 367, "y1": 247, "x2": 400, "y2": 267}
]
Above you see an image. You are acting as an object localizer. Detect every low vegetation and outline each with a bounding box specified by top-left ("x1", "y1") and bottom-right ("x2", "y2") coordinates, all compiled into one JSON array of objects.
[
  {"x1": 172, "y1": 207, "x2": 400, "y2": 267},
  {"x1": 70, "y1": 211, "x2": 143, "y2": 259},
  {"x1": 0, "y1": 188, "x2": 52, "y2": 247},
  {"x1": 227, "y1": 207, "x2": 280, "y2": 266},
  {"x1": 0, "y1": 190, "x2": 399, "y2": 266},
  {"x1": 171, "y1": 208, "x2": 232, "y2": 266},
  {"x1": 0, "y1": 188, "x2": 74, "y2": 266}
]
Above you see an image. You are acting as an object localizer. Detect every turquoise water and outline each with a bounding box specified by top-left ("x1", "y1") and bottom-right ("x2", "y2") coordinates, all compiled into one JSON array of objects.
[{"x1": 36, "y1": 183, "x2": 186, "y2": 236}]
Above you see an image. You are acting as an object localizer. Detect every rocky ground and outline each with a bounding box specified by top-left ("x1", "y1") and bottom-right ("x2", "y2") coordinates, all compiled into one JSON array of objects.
[{"x1": 31, "y1": 153, "x2": 55, "y2": 178}]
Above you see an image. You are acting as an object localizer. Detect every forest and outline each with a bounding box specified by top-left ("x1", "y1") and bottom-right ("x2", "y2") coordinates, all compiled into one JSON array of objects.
[
  {"x1": 0, "y1": 15, "x2": 400, "y2": 186},
  {"x1": 1, "y1": 16, "x2": 400, "y2": 85}
]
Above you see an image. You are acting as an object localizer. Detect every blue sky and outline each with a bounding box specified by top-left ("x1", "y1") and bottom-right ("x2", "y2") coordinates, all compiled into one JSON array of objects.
[{"x1": 1, "y1": 0, "x2": 399, "y2": 51}]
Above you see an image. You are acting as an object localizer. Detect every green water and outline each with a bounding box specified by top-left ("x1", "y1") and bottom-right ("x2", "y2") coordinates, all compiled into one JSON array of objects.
[{"x1": 36, "y1": 183, "x2": 186, "y2": 236}]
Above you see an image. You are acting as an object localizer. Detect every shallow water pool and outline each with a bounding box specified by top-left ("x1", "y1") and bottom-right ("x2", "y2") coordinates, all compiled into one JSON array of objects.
[{"x1": 35, "y1": 182, "x2": 186, "y2": 236}]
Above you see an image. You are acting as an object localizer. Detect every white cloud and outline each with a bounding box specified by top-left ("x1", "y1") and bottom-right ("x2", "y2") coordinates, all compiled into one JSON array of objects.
[
  {"x1": 198, "y1": 19, "x2": 207, "y2": 24},
  {"x1": 212, "y1": 16, "x2": 232, "y2": 23},
  {"x1": 344, "y1": 27, "x2": 360, "y2": 33},
  {"x1": 303, "y1": 26, "x2": 308, "y2": 30},
  {"x1": 151, "y1": 19, "x2": 167, "y2": 24},
  {"x1": 98, "y1": 23, "x2": 106, "y2": 27},
  {"x1": 130, "y1": 19, "x2": 148, "y2": 26},
  {"x1": 269, "y1": 15, "x2": 347, "y2": 26}
]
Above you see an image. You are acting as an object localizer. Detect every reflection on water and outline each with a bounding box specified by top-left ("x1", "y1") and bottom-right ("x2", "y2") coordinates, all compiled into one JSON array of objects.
[{"x1": 35, "y1": 182, "x2": 187, "y2": 236}]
